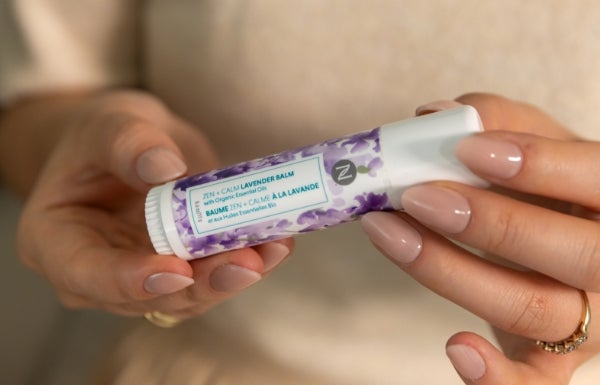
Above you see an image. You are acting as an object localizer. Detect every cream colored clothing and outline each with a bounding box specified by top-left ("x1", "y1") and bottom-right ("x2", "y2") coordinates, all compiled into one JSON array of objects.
[
  {"x1": 2, "y1": 1, "x2": 600, "y2": 384},
  {"x1": 0, "y1": 0, "x2": 138, "y2": 103}
]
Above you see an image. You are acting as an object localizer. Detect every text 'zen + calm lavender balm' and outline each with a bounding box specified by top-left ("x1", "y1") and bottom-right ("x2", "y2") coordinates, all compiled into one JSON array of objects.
[{"x1": 145, "y1": 106, "x2": 486, "y2": 260}]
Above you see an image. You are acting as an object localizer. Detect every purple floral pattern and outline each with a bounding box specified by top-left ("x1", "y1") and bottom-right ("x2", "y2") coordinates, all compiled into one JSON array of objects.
[{"x1": 171, "y1": 127, "x2": 393, "y2": 258}]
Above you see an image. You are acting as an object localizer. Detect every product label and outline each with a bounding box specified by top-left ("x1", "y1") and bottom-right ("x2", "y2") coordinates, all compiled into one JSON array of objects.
[
  {"x1": 186, "y1": 155, "x2": 329, "y2": 236},
  {"x1": 170, "y1": 126, "x2": 390, "y2": 259}
]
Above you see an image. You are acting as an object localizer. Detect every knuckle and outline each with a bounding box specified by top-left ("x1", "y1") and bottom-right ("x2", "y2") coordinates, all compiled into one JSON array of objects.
[
  {"x1": 571, "y1": 234, "x2": 600, "y2": 291},
  {"x1": 484, "y1": 209, "x2": 527, "y2": 254},
  {"x1": 92, "y1": 90, "x2": 168, "y2": 120},
  {"x1": 105, "y1": 118, "x2": 153, "y2": 176},
  {"x1": 504, "y1": 289, "x2": 552, "y2": 337},
  {"x1": 116, "y1": 283, "x2": 145, "y2": 303},
  {"x1": 59, "y1": 270, "x2": 86, "y2": 300},
  {"x1": 108, "y1": 117, "x2": 149, "y2": 153},
  {"x1": 181, "y1": 288, "x2": 215, "y2": 314}
]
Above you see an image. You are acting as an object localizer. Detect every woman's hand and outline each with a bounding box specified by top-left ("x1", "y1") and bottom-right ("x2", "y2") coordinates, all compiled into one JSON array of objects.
[
  {"x1": 0, "y1": 90, "x2": 292, "y2": 321},
  {"x1": 361, "y1": 94, "x2": 599, "y2": 384}
]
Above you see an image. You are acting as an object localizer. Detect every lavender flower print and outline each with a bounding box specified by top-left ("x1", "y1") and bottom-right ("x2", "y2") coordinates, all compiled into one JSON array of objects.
[
  {"x1": 146, "y1": 106, "x2": 485, "y2": 259},
  {"x1": 159, "y1": 126, "x2": 391, "y2": 258}
]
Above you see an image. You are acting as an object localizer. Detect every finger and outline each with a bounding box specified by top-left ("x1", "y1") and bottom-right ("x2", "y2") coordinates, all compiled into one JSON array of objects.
[
  {"x1": 254, "y1": 238, "x2": 294, "y2": 273},
  {"x1": 86, "y1": 115, "x2": 189, "y2": 192},
  {"x1": 50, "y1": 243, "x2": 263, "y2": 312},
  {"x1": 417, "y1": 94, "x2": 576, "y2": 140},
  {"x1": 168, "y1": 116, "x2": 220, "y2": 175},
  {"x1": 456, "y1": 93, "x2": 577, "y2": 140},
  {"x1": 456, "y1": 131, "x2": 600, "y2": 213},
  {"x1": 417, "y1": 97, "x2": 588, "y2": 206},
  {"x1": 106, "y1": 240, "x2": 293, "y2": 318},
  {"x1": 446, "y1": 332, "x2": 572, "y2": 385},
  {"x1": 86, "y1": 92, "x2": 221, "y2": 190},
  {"x1": 418, "y1": 96, "x2": 591, "y2": 207},
  {"x1": 177, "y1": 241, "x2": 291, "y2": 314},
  {"x1": 20, "y1": 204, "x2": 195, "y2": 306},
  {"x1": 105, "y1": 247, "x2": 264, "y2": 316},
  {"x1": 399, "y1": 183, "x2": 600, "y2": 291},
  {"x1": 361, "y1": 212, "x2": 584, "y2": 342},
  {"x1": 415, "y1": 100, "x2": 463, "y2": 116}
]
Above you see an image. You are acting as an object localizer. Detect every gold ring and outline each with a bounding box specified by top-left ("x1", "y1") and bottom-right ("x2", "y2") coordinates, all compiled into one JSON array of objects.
[
  {"x1": 536, "y1": 290, "x2": 591, "y2": 354},
  {"x1": 144, "y1": 311, "x2": 181, "y2": 328}
]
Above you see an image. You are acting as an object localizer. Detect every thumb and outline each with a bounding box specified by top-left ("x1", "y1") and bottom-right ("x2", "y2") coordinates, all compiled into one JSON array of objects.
[
  {"x1": 445, "y1": 332, "x2": 572, "y2": 385},
  {"x1": 95, "y1": 118, "x2": 188, "y2": 192}
]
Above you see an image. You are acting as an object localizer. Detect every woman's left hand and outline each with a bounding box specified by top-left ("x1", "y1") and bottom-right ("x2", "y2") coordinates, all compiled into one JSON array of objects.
[{"x1": 361, "y1": 94, "x2": 600, "y2": 384}]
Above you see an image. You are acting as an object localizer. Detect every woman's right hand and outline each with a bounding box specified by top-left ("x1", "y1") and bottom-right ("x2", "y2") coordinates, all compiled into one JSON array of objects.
[
  {"x1": 361, "y1": 94, "x2": 599, "y2": 384},
  {"x1": 1, "y1": 90, "x2": 292, "y2": 321}
]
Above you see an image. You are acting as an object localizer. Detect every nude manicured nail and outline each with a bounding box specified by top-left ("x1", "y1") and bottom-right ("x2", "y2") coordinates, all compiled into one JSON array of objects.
[
  {"x1": 209, "y1": 265, "x2": 262, "y2": 292},
  {"x1": 137, "y1": 147, "x2": 187, "y2": 184},
  {"x1": 258, "y1": 243, "x2": 290, "y2": 272},
  {"x1": 415, "y1": 100, "x2": 463, "y2": 116},
  {"x1": 446, "y1": 345, "x2": 486, "y2": 380},
  {"x1": 456, "y1": 136, "x2": 523, "y2": 179},
  {"x1": 144, "y1": 272, "x2": 195, "y2": 295},
  {"x1": 401, "y1": 185, "x2": 471, "y2": 234},
  {"x1": 361, "y1": 212, "x2": 423, "y2": 264}
]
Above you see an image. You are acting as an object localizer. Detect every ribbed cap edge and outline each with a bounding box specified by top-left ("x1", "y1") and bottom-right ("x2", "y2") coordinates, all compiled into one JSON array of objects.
[{"x1": 145, "y1": 186, "x2": 174, "y2": 255}]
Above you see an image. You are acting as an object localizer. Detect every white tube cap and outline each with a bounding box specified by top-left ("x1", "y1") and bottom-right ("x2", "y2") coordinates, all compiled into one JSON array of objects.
[
  {"x1": 145, "y1": 181, "x2": 193, "y2": 259},
  {"x1": 379, "y1": 106, "x2": 488, "y2": 208}
]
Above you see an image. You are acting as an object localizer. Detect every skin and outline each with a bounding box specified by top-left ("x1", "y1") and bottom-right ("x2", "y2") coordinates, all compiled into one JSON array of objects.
[
  {"x1": 361, "y1": 93, "x2": 600, "y2": 384},
  {"x1": 2, "y1": 89, "x2": 597, "y2": 383},
  {"x1": 0, "y1": 89, "x2": 293, "y2": 320}
]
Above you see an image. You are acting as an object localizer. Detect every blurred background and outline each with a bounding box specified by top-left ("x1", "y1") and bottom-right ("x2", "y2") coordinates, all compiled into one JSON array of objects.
[{"x1": 0, "y1": 186, "x2": 124, "y2": 384}]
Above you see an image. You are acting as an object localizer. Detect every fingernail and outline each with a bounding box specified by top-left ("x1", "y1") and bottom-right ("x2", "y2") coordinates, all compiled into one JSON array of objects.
[
  {"x1": 258, "y1": 242, "x2": 290, "y2": 272},
  {"x1": 456, "y1": 136, "x2": 523, "y2": 179},
  {"x1": 137, "y1": 147, "x2": 187, "y2": 184},
  {"x1": 415, "y1": 100, "x2": 463, "y2": 116},
  {"x1": 446, "y1": 344, "x2": 486, "y2": 381},
  {"x1": 401, "y1": 185, "x2": 471, "y2": 234},
  {"x1": 361, "y1": 212, "x2": 423, "y2": 264},
  {"x1": 210, "y1": 265, "x2": 262, "y2": 292},
  {"x1": 144, "y1": 272, "x2": 195, "y2": 295}
]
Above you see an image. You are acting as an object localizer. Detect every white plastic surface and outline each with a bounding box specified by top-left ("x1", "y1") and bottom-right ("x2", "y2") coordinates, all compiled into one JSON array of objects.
[
  {"x1": 379, "y1": 106, "x2": 487, "y2": 208},
  {"x1": 145, "y1": 181, "x2": 192, "y2": 259}
]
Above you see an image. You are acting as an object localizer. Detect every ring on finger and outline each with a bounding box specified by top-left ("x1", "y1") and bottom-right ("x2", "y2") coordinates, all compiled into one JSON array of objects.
[
  {"x1": 536, "y1": 290, "x2": 591, "y2": 354},
  {"x1": 144, "y1": 311, "x2": 181, "y2": 328}
]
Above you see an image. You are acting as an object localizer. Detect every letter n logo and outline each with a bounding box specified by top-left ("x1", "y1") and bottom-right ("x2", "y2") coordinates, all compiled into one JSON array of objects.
[{"x1": 332, "y1": 159, "x2": 357, "y2": 185}]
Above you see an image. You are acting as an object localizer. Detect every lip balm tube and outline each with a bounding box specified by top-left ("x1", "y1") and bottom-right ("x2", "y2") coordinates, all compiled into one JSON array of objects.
[{"x1": 145, "y1": 106, "x2": 487, "y2": 260}]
